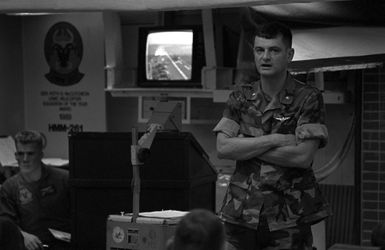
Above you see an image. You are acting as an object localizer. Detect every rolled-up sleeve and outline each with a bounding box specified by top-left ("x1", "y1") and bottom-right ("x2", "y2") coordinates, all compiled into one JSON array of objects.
[
  {"x1": 296, "y1": 89, "x2": 328, "y2": 148},
  {"x1": 213, "y1": 90, "x2": 244, "y2": 138},
  {"x1": 213, "y1": 117, "x2": 240, "y2": 138},
  {"x1": 296, "y1": 123, "x2": 328, "y2": 148}
]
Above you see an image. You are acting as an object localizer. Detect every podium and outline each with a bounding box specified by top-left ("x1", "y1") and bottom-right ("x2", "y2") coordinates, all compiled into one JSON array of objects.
[{"x1": 69, "y1": 132, "x2": 217, "y2": 250}]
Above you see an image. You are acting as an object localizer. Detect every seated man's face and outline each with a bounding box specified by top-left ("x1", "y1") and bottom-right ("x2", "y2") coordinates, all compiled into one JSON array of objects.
[{"x1": 15, "y1": 143, "x2": 43, "y2": 175}]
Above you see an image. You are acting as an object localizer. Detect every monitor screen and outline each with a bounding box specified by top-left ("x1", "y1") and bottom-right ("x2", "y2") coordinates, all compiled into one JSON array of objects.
[
  {"x1": 146, "y1": 30, "x2": 193, "y2": 81},
  {"x1": 138, "y1": 26, "x2": 205, "y2": 88}
]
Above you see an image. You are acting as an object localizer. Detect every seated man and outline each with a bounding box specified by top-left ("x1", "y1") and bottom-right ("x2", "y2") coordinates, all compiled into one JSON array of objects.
[{"x1": 0, "y1": 130, "x2": 70, "y2": 250}]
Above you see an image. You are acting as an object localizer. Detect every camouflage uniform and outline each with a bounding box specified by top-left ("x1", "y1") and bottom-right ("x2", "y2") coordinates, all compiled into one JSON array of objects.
[{"x1": 214, "y1": 74, "x2": 331, "y2": 249}]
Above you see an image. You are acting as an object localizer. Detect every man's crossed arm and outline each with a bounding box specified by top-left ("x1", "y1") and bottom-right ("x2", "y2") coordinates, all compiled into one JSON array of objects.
[{"x1": 216, "y1": 132, "x2": 320, "y2": 169}]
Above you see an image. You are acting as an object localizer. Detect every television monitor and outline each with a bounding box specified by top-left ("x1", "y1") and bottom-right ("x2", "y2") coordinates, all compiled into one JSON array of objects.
[{"x1": 137, "y1": 26, "x2": 205, "y2": 88}]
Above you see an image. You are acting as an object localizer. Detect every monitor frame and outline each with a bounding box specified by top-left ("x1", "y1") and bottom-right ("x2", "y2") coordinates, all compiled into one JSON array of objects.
[{"x1": 137, "y1": 25, "x2": 205, "y2": 88}]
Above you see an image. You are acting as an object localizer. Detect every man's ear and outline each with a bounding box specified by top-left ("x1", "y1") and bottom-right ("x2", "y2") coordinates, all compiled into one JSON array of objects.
[{"x1": 288, "y1": 48, "x2": 295, "y2": 62}]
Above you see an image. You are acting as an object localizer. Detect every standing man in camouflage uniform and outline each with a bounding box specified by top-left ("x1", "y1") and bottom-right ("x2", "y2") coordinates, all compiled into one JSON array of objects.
[{"x1": 213, "y1": 22, "x2": 330, "y2": 250}]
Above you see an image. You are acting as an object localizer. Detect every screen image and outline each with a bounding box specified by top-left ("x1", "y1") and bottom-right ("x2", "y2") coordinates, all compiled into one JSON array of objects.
[
  {"x1": 146, "y1": 30, "x2": 193, "y2": 81},
  {"x1": 137, "y1": 26, "x2": 205, "y2": 88}
]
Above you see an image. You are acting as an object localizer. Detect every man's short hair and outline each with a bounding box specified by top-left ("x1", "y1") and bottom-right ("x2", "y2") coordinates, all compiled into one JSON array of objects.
[
  {"x1": 14, "y1": 130, "x2": 45, "y2": 149},
  {"x1": 255, "y1": 21, "x2": 293, "y2": 48},
  {"x1": 172, "y1": 209, "x2": 225, "y2": 250}
]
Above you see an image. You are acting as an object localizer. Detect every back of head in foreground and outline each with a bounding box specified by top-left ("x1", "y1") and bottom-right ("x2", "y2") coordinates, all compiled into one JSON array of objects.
[
  {"x1": 169, "y1": 209, "x2": 225, "y2": 250},
  {"x1": 372, "y1": 222, "x2": 385, "y2": 250}
]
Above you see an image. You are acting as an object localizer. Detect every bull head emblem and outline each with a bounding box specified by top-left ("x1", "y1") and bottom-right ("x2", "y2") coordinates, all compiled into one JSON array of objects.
[
  {"x1": 52, "y1": 28, "x2": 75, "y2": 70},
  {"x1": 44, "y1": 21, "x2": 84, "y2": 86}
]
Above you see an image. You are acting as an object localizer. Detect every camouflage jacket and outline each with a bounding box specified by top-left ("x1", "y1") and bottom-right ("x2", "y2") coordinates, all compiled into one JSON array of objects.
[{"x1": 213, "y1": 73, "x2": 331, "y2": 231}]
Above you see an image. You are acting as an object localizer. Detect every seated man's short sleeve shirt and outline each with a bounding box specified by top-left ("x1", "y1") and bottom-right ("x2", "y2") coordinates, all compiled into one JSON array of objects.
[{"x1": 213, "y1": 74, "x2": 331, "y2": 231}]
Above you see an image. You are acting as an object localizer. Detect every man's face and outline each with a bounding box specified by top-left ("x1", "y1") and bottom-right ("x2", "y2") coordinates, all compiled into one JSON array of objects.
[
  {"x1": 15, "y1": 143, "x2": 43, "y2": 175},
  {"x1": 253, "y1": 34, "x2": 294, "y2": 77}
]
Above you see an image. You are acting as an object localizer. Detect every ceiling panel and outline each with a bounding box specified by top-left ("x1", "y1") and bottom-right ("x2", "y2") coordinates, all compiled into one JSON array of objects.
[
  {"x1": 0, "y1": 0, "x2": 347, "y2": 13},
  {"x1": 251, "y1": 0, "x2": 385, "y2": 26},
  {"x1": 289, "y1": 27, "x2": 385, "y2": 72}
]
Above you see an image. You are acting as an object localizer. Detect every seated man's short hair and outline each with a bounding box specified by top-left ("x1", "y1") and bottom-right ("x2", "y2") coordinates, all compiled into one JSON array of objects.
[{"x1": 14, "y1": 130, "x2": 45, "y2": 149}]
